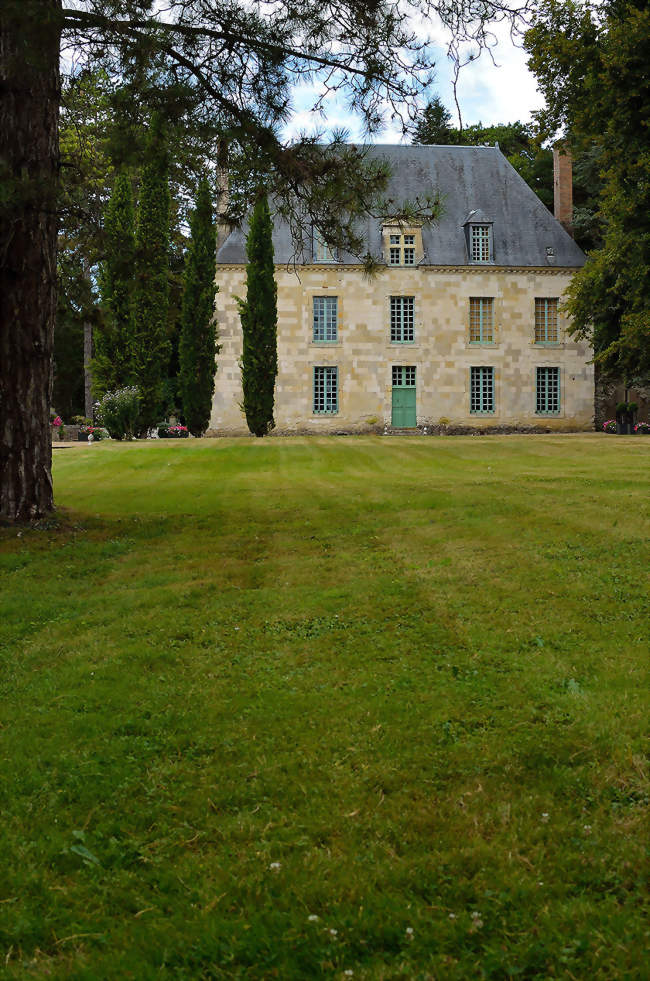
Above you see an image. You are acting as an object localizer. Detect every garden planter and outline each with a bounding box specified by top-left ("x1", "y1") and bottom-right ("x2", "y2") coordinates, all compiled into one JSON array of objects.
[
  {"x1": 616, "y1": 413, "x2": 634, "y2": 434},
  {"x1": 78, "y1": 432, "x2": 89, "y2": 442}
]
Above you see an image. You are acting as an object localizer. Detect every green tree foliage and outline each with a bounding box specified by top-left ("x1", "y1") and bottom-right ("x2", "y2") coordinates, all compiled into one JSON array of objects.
[
  {"x1": 237, "y1": 195, "x2": 278, "y2": 437},
  {"x1": 179, "y1": 177, "x2": 218, "y2": 436},
  {"x1": 526, "y1": 0, "x2": 650, "y2": 378},
  {"x1": 1, "y1": 0, "x2": 533, "y2": 520},
  {"x1": 95, "y1": 173, "x2": 136, "y2": 394},
  {"x1": 132, "y1": 113, "x2": 171, "y2": 431},
  {"x1": 412, "y1": 97, "x2": 554, "y2": 209}
]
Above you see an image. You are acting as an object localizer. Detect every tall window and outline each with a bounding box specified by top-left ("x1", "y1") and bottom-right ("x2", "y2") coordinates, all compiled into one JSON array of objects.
[
  {"x1": 313, "y1": 297, "x2": 338, "y2": 342},
  {"x1": 390, "y1": 296, "x2": 415, "y2": 342},
  {"x1": 536, "y1": 367, "x2": 560, "y2": 414},
  {"x1": 535, "y1": 298, "x2": 559, "y2": 343},
  {"x1": 313, "y1": 229, "x2": 334, "y2": 262},
  {"x1": 313, "y1": 366, "x2": 338, "y2": 414},
  {"x1": 470, "y1": 366, "x2": 495, "y2": 414},
  {"x1": 469, "y1": 297, "x2": 494, "y2": 343},
  {"x1": 470, "y1": 225, "x2": 491, "y2": 262},
  {"x1": 388, "y1": 233, "x2": 416, "y2": 266}
]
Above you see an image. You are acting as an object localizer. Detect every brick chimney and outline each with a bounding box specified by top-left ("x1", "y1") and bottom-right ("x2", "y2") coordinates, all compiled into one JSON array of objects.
[{"x1": 553, "y1": 143, "x2": 573, "y2": 237}]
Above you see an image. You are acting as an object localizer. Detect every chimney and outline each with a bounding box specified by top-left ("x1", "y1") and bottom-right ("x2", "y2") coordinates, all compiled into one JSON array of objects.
[
  {"x1": 216, "y1": 138, "x2": 230, "y2": 253},
  {"x1": 553, "y1": 142, "x2": 573, "y2": 237}
]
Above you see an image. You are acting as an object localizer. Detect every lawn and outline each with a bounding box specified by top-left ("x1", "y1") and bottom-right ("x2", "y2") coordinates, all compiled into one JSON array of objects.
[{"x1": 1, "y1": 435, "x2": 649, "y2": 979}]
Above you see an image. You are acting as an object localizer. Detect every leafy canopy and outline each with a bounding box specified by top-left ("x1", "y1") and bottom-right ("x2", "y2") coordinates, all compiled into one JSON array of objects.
[{"x1": 525, "y1": 0, "x2": 650, "y2": 379}]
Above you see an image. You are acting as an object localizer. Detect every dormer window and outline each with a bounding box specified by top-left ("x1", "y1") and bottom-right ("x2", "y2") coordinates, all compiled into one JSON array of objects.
[
  {"x1": 470, "y1": 224, "x2": 491, "y2": 262},
  {"x1": 313, "y1": 228, "x2": 335, "y2": 263},
  {"x1": 384, "y1": 226, "x2": 422, "y2": 266},
  {"x1": 388, "y1": 233, "x2": 416, "y2": 266},
  {"x1": 463, "y1": 211, "x2": 494, "y2": 264}
]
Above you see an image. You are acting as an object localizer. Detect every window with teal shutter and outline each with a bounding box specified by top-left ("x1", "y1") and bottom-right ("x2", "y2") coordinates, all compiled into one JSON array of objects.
[
  {"x1": 390, "y1": 296, "x2": 414, "y2": 342},
  {"x1": 470, "y1": 366, "x2": 494, "y2": 414},
  {"x1": 469, "y1": 297, "x2": 494, "y2": 343},
  {"x1": 313, "y1": 366, "x2": 338, "y2": 414},
  {"x1": 313, "y1": 297, "x2": 338, "y2": 342},
  {"x1": 536, "y1": 367, "x2": 560, "y2": 414},
  {"x1": 535, "y1": 298, "x2": 559, "y2": 344}
]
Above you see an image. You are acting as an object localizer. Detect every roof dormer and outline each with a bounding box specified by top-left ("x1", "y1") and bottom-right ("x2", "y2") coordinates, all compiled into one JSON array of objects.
[{"x1": 463, "y1": 209, "x2": 494, "y2": 264}]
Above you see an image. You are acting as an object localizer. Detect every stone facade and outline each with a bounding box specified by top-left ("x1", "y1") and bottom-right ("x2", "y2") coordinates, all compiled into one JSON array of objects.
[{"x1": 210, "y1": 263, "x2": 594, "y2": 434}]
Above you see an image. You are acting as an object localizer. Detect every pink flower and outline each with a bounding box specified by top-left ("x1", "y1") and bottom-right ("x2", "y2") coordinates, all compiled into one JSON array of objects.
[{"x1": 52, "y1": 416, "x2": 63, "y2": 427}]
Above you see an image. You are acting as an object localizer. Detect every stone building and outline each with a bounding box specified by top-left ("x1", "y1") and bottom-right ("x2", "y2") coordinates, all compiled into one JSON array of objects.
[{"x1": 210, "y1": 144, "x2": 592, "y2": 434}]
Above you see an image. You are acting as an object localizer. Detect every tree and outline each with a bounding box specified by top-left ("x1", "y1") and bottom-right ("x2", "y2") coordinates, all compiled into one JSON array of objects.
[
  {"x1": 179, "y1": 177, "x2": 218, "y2": 436},
  {"x1": 525, "y1": 0, "x2": 650, "y2": 378},
  {"x1": 1, "y1": 0, "x2": 533, "y2": 521},
  {"x1": 132, "y1": 113, "x2": 171, "y2": 432},
  {"x1": 237, "y1": 194, "x2": 277, "y2": 437},
  {"x1": 95, "y1": 173, "x2": 136, "y2": 395}
]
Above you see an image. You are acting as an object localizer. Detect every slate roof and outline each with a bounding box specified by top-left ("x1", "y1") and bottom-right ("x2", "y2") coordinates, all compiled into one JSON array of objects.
[{"x1": 216, "y1": 144, "x2": 585, "y2": 268}]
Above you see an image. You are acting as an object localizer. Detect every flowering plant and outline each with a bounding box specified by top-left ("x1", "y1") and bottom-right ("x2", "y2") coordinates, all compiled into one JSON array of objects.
[
  {"x1": 634, "y1": 421, "x2": 650, "y2": 434},
  {"x1": 79, "y1": 425, "x2": 109, "y2": 440},
  {"x1": 603, "y1": 419, "x2": 617, "y2": 433},
  {"x1": 158, "y1": 423, "x2": 189, "y2": 438},
  {"x1": 51, "y1": 416, "x2": 63, "y2": 427}
]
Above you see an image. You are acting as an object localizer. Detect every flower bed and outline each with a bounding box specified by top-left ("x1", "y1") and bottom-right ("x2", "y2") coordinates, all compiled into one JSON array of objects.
[
  {"x1": 635, "y1": 421, "x2": 650, "y2": 434},
  {"x1": 603, "y1": 419, "x2": 617, "y2": 433},
  {"x1": 157, "y1": 424, "x2": 189, "y2": 439}
]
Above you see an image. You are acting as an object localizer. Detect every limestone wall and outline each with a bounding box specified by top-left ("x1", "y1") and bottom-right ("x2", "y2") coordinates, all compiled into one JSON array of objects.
[{"x1": 211, "y1": 264, "x2": 594, "y2": 434}]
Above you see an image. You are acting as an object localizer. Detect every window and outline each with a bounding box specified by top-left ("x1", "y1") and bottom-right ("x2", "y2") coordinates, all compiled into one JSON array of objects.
[
  {"x1": 313, "y1": 366, "x2": 338, "y2": 414},
  {"x1": 469, "y1": 297, "x2": 494, "y2": 343},
  {"x1": 470, "y1": 366, "x2": 494, "y2": 414},
  {"x1": 536, "y1": 367, "x2": 560, "y2": 415},
  {"x1": 535, "y1": 298, "x2": 559, "y2": 344},
  {"x1": 388, "y1": 232, "x2": 416, "y2": 266},
  {"x1": 313, "y1": 229, "x2": 334, "y2": 262},
  {"x1": 390, "y1": 296, "x2": 415, "y2": 343},
  {"x1": 313, "y1": 296, "x2": 338, "y2": 342},
  {"x1": 392, "y1": 366, "x2": 416, "y2": 387},
  {"x1": 470, "y1": 224, "x2": 491, "y2": 262}
]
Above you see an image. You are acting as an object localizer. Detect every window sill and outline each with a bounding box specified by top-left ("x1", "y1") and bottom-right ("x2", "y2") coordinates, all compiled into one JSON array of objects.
[
  {"x1": 468, "y1": 341, "x2": 496, "y2": 346},
  {"x1": 311, "y1": 340, "x2": 340, "y2": 346},
  {"x1": 470, "y1": 411, "x2": 496, "y2": 416},
  {"x1": 313, "y1": 411, "x2": 339, "y2": 416},
  {"x1": 533, "y1": 342, "x2": 562, "y2": 348}
]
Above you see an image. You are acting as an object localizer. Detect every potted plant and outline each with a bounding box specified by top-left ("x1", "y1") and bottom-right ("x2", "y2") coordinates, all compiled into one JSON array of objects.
[{"x1": 615, "y1": 401, "x2": 637, "y2": 435}]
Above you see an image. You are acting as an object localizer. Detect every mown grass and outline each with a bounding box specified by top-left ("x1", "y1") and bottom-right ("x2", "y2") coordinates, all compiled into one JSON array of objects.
[{"x1": 1, "y1": 435, "x2": 648, "y2": 980}]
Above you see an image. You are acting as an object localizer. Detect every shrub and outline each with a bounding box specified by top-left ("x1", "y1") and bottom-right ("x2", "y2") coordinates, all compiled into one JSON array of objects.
[
  {"x1": 634, "y1": 421, "x2": 650, "y2": 434},
  {"x1": 96, "y1": 386, "x2": 140, "y2": 440},
  {"x1": 603, "y1": 419, "x2": 617, "y2": 433},
  {"x1": 157, "y1": 423, "x2": 189, "y2": 439}
]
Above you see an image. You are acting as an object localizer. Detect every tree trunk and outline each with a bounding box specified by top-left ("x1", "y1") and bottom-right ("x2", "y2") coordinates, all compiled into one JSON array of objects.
[
  {"x1": 84, "y1": 321, "x2": 94, "y2": 421},
  {"x1": 0, "y1": 1, "x2": 61, "y2": 521}
]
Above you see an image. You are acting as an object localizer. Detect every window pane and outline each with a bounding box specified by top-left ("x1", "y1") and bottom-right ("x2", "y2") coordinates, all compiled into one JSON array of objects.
[
  {"x1": 469, "y1": 297, "x2": 494, "y2": 343},
  {"x1": 536, "y1": 367, "x2": 560, "y2": 414},
  {"x1": 404, "y1": 235, "x2": 415, "y2": 245},
  {"x1": 470, "y1": 366, "x2": 494, "y2": 413},
  {"x1": 389, "y1": 247, "x2": 401, "y2": 265},
  {"x1": 535, "y1": 298, "x2": 559, "y2": 343},
  {"x1": 471, "y1": 225, "x2": 491, "y2": 262},
  {"x1": 389, "y1": 234, "x2": 400, "y2": 245},
  {"x1": 313, "y1": 366, "x2": 338, "y2": 413},
  {"x1": 403, "y1": 247, "x2": 415, "y2": 265},
  {"x1": 390, "y1": 297, "x2": 414, "y2": 342}
]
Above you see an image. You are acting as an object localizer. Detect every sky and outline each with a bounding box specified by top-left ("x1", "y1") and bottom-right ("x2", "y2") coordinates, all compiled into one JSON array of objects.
[{"x1": 284, "y1": 21, "x2": 545, "y2": 144}]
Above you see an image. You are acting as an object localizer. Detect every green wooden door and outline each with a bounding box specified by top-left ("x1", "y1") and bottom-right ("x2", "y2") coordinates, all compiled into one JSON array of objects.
[{"x1": 391, "y1": 366, "x2": 417, "y2": 427}]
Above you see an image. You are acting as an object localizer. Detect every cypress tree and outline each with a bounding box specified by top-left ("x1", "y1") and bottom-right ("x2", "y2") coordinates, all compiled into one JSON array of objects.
[
  {"x1": 132, "y1": 113, "x2": 171, "y2": 431},
  {"x1": 179, "y1": 178, "x2": 218, "y2": 436},
  {"x1": 237, "y1": 194, "x2": 277, "y2": 437},
  {"x1": 95, "y1": 173, "x2": 136, "y2": 395}
]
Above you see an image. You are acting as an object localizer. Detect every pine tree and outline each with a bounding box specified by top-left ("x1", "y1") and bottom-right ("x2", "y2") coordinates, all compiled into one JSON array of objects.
[
  {"x1": 179, "y1": 177, "x2": 218, "y2": 436},
  {"x1": 95, "y1": 173, "x2": 136, "y2": 395},
  {"x1": 132, "y1": 113, "x2": 171, "y2": 431},
  {"x1": 237, "y1": 194, "x2": 277, "y2": 437}
]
